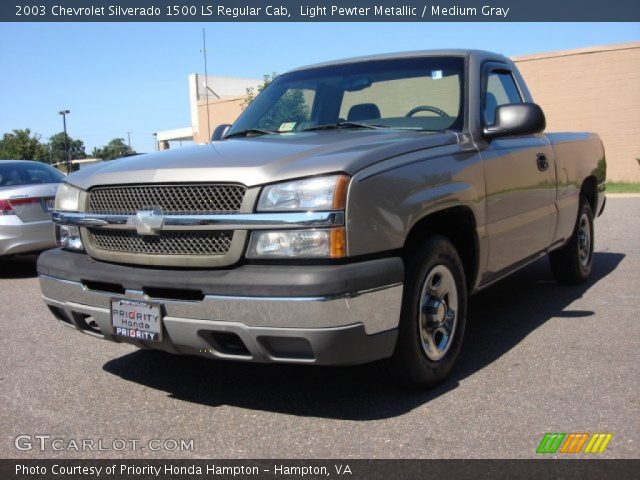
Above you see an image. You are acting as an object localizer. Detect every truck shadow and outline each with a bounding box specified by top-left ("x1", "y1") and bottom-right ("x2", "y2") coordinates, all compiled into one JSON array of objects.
[
  {"x1": 0, "y1": 254, "x2": 39, "y2": 279},
  {"x1": 103, "y1": 251, "x2": 624, "y2": 420}
]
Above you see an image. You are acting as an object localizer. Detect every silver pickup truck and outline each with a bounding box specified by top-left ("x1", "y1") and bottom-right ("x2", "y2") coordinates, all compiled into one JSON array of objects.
[{"x1": 38, "y1": 49, "x2": 605, "y2": 388}]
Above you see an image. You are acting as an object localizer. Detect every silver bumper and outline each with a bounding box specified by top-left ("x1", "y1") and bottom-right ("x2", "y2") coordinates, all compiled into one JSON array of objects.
[
  {"x1": 40, "y1": 275, "x2": 402, "y2": 365},
  {"x1": 0, "y1": 218, "x2": 56, "y2": 256}
]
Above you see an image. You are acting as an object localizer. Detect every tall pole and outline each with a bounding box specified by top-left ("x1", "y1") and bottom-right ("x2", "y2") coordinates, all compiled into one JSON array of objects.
[
  {"x1": 126, "y1": 131, "x2": 132, "y2": 154},
  {"x1": 58, "y1": 110, "x2": 70, "y2": 173},
  {"x1": 202, "y1": 28, "x2": 212, "y2": 143}
]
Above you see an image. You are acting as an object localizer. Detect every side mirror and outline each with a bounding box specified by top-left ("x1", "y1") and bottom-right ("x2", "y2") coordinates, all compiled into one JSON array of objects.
[
  {"x1": 483, "y1": 103, "x2": 546, "y2": 139},
  {"x1": 211, "y1": 124, "x2": 231, "y2": 141}
]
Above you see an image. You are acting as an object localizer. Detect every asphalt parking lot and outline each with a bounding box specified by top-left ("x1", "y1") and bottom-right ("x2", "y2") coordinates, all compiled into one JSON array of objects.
[{"x1": 1, "y1": 197, "x2": 638, "y2": 459}]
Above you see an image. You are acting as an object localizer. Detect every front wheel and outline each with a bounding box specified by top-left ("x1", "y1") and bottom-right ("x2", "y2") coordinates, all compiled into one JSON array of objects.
[
  {"x1": 387, "y1": 235, "x2": 467, "y2": 389},
  {"x1": 549, "y1": 196, "x2": 594, "y2": 284}
]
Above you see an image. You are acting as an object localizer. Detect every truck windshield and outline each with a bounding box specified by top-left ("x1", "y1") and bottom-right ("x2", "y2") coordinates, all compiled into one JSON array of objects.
[{"x1": 227, "y1": 56, "x2": 465, "y2": 136}]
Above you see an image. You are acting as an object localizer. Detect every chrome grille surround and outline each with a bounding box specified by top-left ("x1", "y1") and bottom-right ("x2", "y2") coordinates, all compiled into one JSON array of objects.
[
  {"x1": 80, "y1": 183, "x2": 256, "y2": 268},
  {"x1": 88, "y1": 184, "x2": 246, "y2": 215},
  {"x1": 89, "y1": 229, "x2": 233, "y2": 256}
]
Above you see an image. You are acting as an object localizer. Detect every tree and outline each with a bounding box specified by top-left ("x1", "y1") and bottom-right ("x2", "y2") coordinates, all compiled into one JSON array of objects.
[
  {"x1": 92, "y1": 138, "x2": 136, "y2": 161},
  {"x1": 48, "y1": 132, "x2": 87, "y2": 163},
  {"x1": 0, "y1": 129, "x2": 48, "y2": 161},
  {"x1": 242, "y1": 73, "x2": 310, "y2": 131},
  {"x1": 242, "y1": 72, "x2": 278, "y2": 110}
]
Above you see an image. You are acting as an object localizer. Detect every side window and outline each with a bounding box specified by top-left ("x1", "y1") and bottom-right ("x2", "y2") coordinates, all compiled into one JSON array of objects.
[{"x1": 484, "y1": 71, "x2": 522, "y2": 124}]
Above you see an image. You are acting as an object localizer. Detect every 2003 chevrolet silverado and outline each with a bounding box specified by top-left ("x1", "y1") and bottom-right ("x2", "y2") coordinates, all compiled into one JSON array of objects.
[{"x1": 38, "y1": 50, "x2": 606, "y2": 388}]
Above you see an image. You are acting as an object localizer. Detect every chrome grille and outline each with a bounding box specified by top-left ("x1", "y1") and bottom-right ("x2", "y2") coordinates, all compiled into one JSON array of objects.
[
  {"x1": 89, "y1": 229, "x2": 233, "y2": 256},
  {"x1": 88, "y1": 184, "x2": 246, "y2": 215}
]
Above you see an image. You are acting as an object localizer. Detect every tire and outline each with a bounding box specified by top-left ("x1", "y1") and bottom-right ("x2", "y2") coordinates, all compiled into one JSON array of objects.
[
  {"x1": 387, "y1": 235, "x2": 467, "y2": 389},
  {"x1": 549, "y1": 196, "x2": 594, "y2": 285}
]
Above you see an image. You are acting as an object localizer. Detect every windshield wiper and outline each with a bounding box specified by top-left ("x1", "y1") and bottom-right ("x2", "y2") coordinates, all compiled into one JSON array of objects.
[
  {"x1": 224, "y1": 128, "x2": 279, "y2": 139},
  {"x1": 302, "y1": 121, "x2": 388, "y2": 132}
]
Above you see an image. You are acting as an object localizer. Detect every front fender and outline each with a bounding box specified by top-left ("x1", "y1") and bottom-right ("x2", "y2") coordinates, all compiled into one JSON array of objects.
[{"x1": 345, "y1": 144, "x2": 486, "y2": 258}]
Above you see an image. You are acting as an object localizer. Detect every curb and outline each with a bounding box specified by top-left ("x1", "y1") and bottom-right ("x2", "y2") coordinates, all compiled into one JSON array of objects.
[{"x1": 605, "y1": 193, "x2": 640, "y2": 198}]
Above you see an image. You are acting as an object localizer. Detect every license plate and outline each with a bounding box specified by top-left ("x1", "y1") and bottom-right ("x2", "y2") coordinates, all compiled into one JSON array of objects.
[{"x1": 111, "y1": 298, "x2": 163, "y2": 342}]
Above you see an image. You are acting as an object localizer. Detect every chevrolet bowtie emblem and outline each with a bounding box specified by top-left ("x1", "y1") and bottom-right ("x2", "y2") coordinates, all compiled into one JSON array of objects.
[{"x1": 127, "y1": 208, "x2": 164, "y2": 236}]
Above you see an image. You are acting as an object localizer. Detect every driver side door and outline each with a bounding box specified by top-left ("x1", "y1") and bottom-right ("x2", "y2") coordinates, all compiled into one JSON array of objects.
[{"x1": 480, "y1": 65, "x2": 556, "y2": 280}]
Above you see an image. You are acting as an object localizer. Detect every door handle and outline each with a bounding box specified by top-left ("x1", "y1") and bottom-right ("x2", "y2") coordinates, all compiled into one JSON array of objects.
[{"x1": 536, "y1": 153, "x2": 549, "y2": 171}]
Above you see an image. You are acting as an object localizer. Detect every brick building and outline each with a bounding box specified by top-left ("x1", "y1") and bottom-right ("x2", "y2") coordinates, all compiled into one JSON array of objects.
[{"x1": 513, "y1": 42, "x2": 640, "y2": 182}]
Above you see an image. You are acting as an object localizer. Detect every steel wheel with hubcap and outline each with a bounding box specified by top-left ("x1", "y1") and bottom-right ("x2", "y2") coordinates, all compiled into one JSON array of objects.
[
  {"x1": 550, "y1": 195, "x2": 594, "y2": 284},
  {"x1": 577, "y1": 212, "x2": 591, "y2": 268},
  {"x1": 388, "y1": 235, "x2": 467, "y2": 389},
  {"x1": 419, "y1": 265, "x2": 458, "y2": 362}
]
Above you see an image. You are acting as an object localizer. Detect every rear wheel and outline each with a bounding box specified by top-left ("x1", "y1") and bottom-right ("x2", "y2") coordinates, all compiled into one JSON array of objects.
[
  {"x1": 549, "y1": 196, "x2": 594, "y2": 284},
  {"x1": 388, "y1": 235, "x2": 467, "y2": 389}
]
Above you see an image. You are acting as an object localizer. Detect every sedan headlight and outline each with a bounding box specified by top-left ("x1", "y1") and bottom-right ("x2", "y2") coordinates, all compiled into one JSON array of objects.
[
  {"x1": 54, "y1": 183, "x2": 82, "y2": 212},
  {"x1": 247, "y1": 228, "x2": 346, "y2": 259},
  {"x1": 257, "y1": 175, "x2": 349, "y2": 211}
]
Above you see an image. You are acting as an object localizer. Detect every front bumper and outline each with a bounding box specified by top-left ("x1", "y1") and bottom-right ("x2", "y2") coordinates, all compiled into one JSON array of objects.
[
  {"x1": 0, "y1": 217, "x2": 56, "y2": 256},
  {"x1": 37, "y1": 249, "x2": 403, "y2": 365}
]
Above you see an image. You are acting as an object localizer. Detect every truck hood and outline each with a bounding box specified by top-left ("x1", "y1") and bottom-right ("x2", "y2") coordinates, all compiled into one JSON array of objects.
[{"x1": 68, "y1": 129, "x2": 458, "y2": 190}]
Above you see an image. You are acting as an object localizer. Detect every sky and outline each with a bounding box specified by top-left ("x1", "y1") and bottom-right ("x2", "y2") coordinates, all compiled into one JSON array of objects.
[{"x1": 1, "y1": 22, "x2": 638, "y2": 154}]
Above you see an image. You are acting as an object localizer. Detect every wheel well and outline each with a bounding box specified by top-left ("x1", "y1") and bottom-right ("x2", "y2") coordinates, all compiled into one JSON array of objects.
[
  {"x1": 580, "y1": 175, "x2": 597, "y2": 213},
  {"x1": 403, "y1": 207, "x2": 478, "y2": 291}
]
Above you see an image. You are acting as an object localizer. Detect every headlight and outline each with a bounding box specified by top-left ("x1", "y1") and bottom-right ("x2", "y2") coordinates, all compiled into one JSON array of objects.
[
  {"x1": 55, "y1": 225, "x2": 84, "y2": 251},
  {"x1": 247, "y1": 228, "x2": 346, "y2": 258},
  {"x1": 257, "y1": 175, "x2": 349, "y2": 211},
  {"x1": 54, "y1": 183, "x2": 82, "y2": 212}
]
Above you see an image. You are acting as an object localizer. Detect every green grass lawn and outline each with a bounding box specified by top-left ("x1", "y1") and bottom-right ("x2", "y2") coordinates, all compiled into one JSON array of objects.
[{"x1": 606, "y1": 182, "x2": 640, "y2": 193}]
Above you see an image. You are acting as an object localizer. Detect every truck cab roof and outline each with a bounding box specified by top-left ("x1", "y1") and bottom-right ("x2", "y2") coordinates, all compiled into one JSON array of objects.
[{"x1": 288, "y1": 49, "x2": 509, "y2": 73}]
